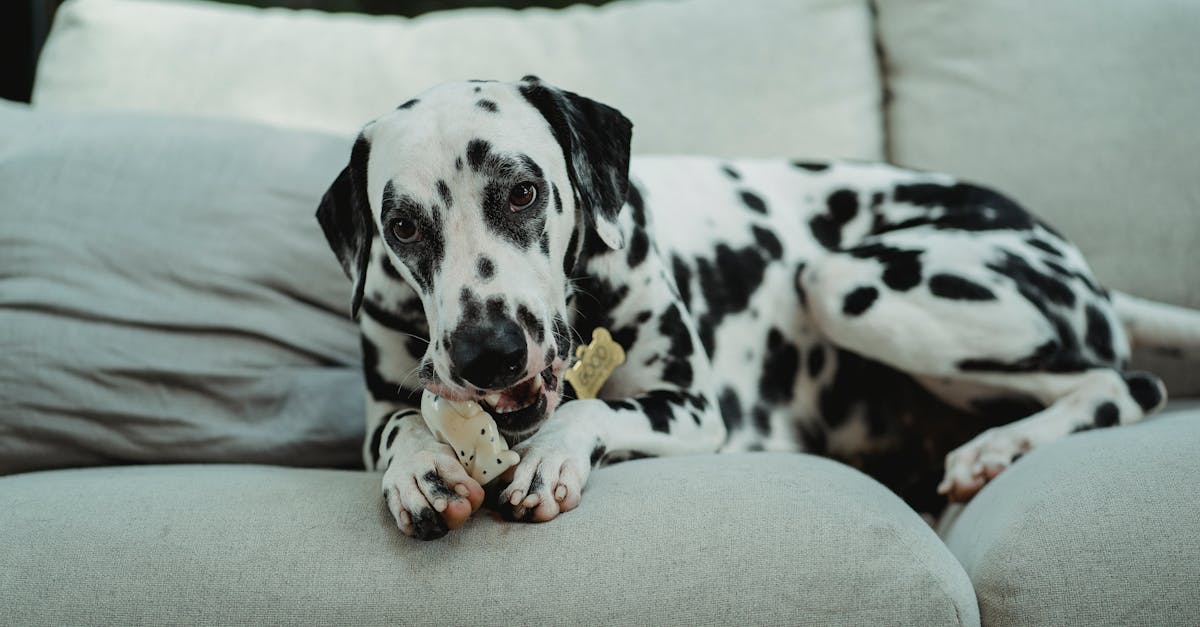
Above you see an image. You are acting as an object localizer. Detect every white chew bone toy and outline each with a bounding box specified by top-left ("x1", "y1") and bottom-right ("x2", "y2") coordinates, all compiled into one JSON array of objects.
[{"x1": 420, "y1": 390, "x2": 520, "y2": 485}]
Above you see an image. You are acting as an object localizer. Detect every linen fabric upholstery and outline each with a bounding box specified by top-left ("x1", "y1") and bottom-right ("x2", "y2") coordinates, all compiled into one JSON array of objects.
[
  {"x1": 34, "y1": 0, "x2": 884, "y2": 160},
  {"x1": 0, "y1": 103, "x2": 362, "y2": 474},
  {"x1": 0, "y1": 453, "x2": 980, "y2": 626}
]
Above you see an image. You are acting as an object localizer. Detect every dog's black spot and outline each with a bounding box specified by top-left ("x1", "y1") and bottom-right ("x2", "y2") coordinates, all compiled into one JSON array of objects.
[
  {"x1": 562, "y1": 227, "x2": 583, "y2": 279},
  {"x1": 610, "y1": 325, "x2": 638, "y2": 354},
  {"x1": 360, "y1": 334, "x2": 411, "y2": 406},
  {"x1": 1123, "y1": 372, "x2": 1164, "y2": 412},
  {"x1": 551, "y1": 313, "x2": 572, "y2": 360},
  {"x1": 477, "y1": 256, "x2": 495, "y2": 280},
  {"x1": 890, "y1": 182, "x2": 1050, "y2": 234},
  {"x1": 459, "y1": 287, "x2": 483, "y2": 323},
  {"x1": 739, "y1": 190, "x2": 768, "y2": 214},
  {"x1": 792, "y1": 161, "x2": 830, "y2": 172},
  {"x1": 638, "y1": 396, "x2": 673, "y2": 433},
  {"x1": 552, "y1": 182, "x2": 563, "y2": 215},
  {"x1": 807, "y1": 343, "x2": 826, "y2": 378},
  {"x1": 635, "y1": 310, "x2": 653, "y2": 324},
  {"x1": 636, "y1": 390, "x2": 707, "y2": 433},
  {"x1": 367, "y1": 412, "x2": 393, "y2": 468},
  {"x1": 693, "y1": 244, "x2": 768, "y2": 354},
  {"x1": 627, "y1": 228, "x2": 650, "y2": 267},
  {"x1": 436, "y1": 180, "x2": 452, "y2": 208},
  {"x1": 848, "y1": 243, "x2": 924, "y2": 291},
  {"x1": 751, "y1": 406, "x2": 771, "y2": 434},
  {"x1": 842, "y1": 286, "x2": 879, "y2": 316},
  {"x1": 570, "y1": 274, "x2": 631, "y2": 358},
  {"x1": 485, "y1": 296, "x2": 506, "y2": 321},
  {"x1": 718, "y1": 387, "x2": 743, "y2": 431},
  {"x1": 809, "y1": 214, "x2": 842, "y2": 249},
  {"x1": 1042, "y1": 259, "x2": 1074, "y2": 278},
  {"x1": 992, "y1": 251, "x2": 1075, "y2": 307},
  {"x1": 477, "y1": 99, "x2": 498, "y2": 112},
  {"x1": 1093, "y1": 401, "x2": 1120, "y2": 428},
  {"x1": 697, "y1": 316, "x2": 716, "y2": 358},
  {"x1": 540, "y1": 231, "x2": 551, "y2": 256},
  {"x1": 928, "y1": 273, "x2": 997, "y2": 301},
  {"x1": 751, "y1": 225, "x2": 783, "y2": 260},
  {"x1": 421, "y1": 470, "x2": 459, "y2": 500},
  {"x1": 398, "y1": 98, "x2": 419, "y2": 110},
  {"x1": 604, "y1": 400, "x2": 637, "y2": 412},
  {"x1": 455, "y1": 157, "x2": 463, "y2": 171},
  {"x1": 659, "y1": 305, "x2": 695, "y2": 388},
  {"x1": 517, "y1": 304, "x2": 545, "y2": 344},
  {"x1": 956, "y1": 340, "x2": 1060, "y2": 373},
  {"x1": 361, "y1": 299, "x2": 428, "y2": 360},
  {"x1": 1084, "y1": 305, "x2": 1116, "y2": 363},
  {"x1": 794, "y1": 262, "x2": 808, "y2": 307},
  {"x1": 1026, "y1": 238, "x2": 1064, "y2": 257},
  {"x1": 466, "y1": 139, "x2": 491, "y2": 172},
  {"x1": 671, "y1": 255, "x2": 693, "y2": 307},
  {"x1": 721, "y1": 164, "x2": 741, "y2": 179},
  {"x1": 409, "y1": 506, "x2": 449, "y2": 540},
  {"x1": 760, "y1": 328, "x2": 800, "y2": 404},
  {"x1": 590, "y1": 442, "x2": 608, "y2": 465},
  {"x1": 626, "y1": 182, "x2": 647, "y2": 228},
  {"x1": 827, "y1": 189, "x2": 859, "y2": 223}
]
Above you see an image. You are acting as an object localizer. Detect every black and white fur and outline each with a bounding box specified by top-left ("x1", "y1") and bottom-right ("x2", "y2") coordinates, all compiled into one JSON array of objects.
[{"x1": 317, "y1": 77, "x2": 1197, "y2": 540}]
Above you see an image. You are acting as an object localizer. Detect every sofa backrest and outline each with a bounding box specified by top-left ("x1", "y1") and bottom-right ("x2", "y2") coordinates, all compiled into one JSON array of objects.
[{"x1": 33, "y1": 0, "x2": 884, "y2": 160}]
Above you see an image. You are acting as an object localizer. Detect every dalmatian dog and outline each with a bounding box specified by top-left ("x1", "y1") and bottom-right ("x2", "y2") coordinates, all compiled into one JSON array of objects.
[{"x1": 317, "y1": 76, "x2": 1198, "y2": 540}]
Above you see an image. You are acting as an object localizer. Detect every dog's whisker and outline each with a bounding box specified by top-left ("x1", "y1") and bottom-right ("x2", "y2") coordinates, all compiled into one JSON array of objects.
[{"x1": 397, "y1": 363, "x2": 425, "y2": 391}]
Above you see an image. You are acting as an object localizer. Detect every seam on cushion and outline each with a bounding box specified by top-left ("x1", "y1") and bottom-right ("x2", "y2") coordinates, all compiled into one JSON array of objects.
[
  {"x1": 867, "y1": 0, "x2": 897, "y2": 164},
  {"x1": 878, "y1": 519, "x2": 976, "y2": 626}
]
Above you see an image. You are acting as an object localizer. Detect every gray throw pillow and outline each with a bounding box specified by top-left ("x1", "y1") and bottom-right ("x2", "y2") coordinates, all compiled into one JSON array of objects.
[{"x1": 0, "y1": 102, "x2": 364, "y2": 474}]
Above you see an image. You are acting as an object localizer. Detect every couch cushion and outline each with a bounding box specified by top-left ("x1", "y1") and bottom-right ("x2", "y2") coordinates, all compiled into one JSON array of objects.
[
  {"x1": 876, "y1": 0, "x2": 1200, "y2": 395},
  {"x1": 939, "y1": 408, "x2": 1200, "y2": 626},
  {"x1": 0, "y1": 102, "x2": 362, "y2": 474},
  {"x1": 34, "y1": 0, "x2": 883, "y2": 160},
  {"x1": 0, "y1": 453, "x2": 979, "y2": 625}
]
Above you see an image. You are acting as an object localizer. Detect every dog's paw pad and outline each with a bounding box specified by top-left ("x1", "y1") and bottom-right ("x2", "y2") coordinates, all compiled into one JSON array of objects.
[{"x1": 938, "y1": 428, "x2": 1032, "y2": 502}]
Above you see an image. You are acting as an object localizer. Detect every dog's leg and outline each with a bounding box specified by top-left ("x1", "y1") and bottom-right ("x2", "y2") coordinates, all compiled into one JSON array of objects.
[
  {"x1": 361, "y1": 313, "x2": 485, "y2": 540},
  {"x1": 934, "y1": 368, "x2": 1165, "y2": 500},
  {"x1": 497, "y1": 268, "x2": 727, "y2": 522},
  {"x1": 801, "y1": 229, "x2": 1166, "y2": 501}
]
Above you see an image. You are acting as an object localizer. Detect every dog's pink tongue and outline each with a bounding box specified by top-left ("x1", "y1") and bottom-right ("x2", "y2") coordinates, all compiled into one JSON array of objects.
[{"x1": 494, "y1": 378, "x2": 536, "y2": 410}]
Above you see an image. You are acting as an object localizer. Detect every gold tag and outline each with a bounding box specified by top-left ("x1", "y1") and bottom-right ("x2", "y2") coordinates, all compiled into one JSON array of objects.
[{"x1": 564, "y1": 327, "x2": 626, "y2": 400}]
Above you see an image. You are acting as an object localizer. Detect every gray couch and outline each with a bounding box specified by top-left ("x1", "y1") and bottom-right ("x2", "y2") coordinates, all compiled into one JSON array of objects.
[{"x1": 2, "y1": 0, "x2": 1198, "y2": 624}]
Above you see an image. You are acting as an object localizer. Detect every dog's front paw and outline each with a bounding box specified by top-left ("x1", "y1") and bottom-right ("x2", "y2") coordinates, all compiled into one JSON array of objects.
[
  {"x1": 937, "y1": 427, "x2": 1033, "y2": 502},
  {"x1": 382, "y1": 448, "x2": 485, "y2": 540},
  {"x1": 495, "y1": 439, "x2": 591, "y2": 523}
]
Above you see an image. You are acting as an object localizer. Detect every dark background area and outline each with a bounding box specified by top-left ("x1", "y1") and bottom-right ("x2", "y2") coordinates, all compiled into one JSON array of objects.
[{"x1": 0, "y1": 0, "x2": 610, "y2": 103}]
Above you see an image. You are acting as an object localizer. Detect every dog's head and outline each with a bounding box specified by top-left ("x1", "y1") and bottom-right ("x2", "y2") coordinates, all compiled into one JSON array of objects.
[{"x1": 317, "y1": 77, "x2": 632, "y2": 438}]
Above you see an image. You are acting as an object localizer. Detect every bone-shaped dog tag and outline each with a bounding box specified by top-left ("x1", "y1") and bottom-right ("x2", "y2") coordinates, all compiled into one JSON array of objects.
[{"x1": 564, "y1": 327, "x2": 626, "y2": 399}]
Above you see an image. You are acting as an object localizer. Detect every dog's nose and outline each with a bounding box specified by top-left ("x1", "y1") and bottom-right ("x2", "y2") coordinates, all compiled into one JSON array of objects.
[{"x1": 451, "y1": 317, "x2": 527, "y2": 390}]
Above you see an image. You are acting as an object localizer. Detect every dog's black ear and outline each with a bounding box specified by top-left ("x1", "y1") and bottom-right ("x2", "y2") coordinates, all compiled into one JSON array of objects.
[
  {"x1": 316, "y1": 133, "x2": 374, "y2": 319},
  {"x1": 518, "y1": 76, "x2": 632, "y2": 250}
]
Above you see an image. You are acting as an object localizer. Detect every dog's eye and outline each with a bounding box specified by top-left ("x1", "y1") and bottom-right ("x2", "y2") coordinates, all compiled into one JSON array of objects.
[
  {"x1": 509, "y1": 182, "x2": 537, "y2": 211},
  {"x1": 391, "y1": 218, "x2": 420, "y2": 243}
]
